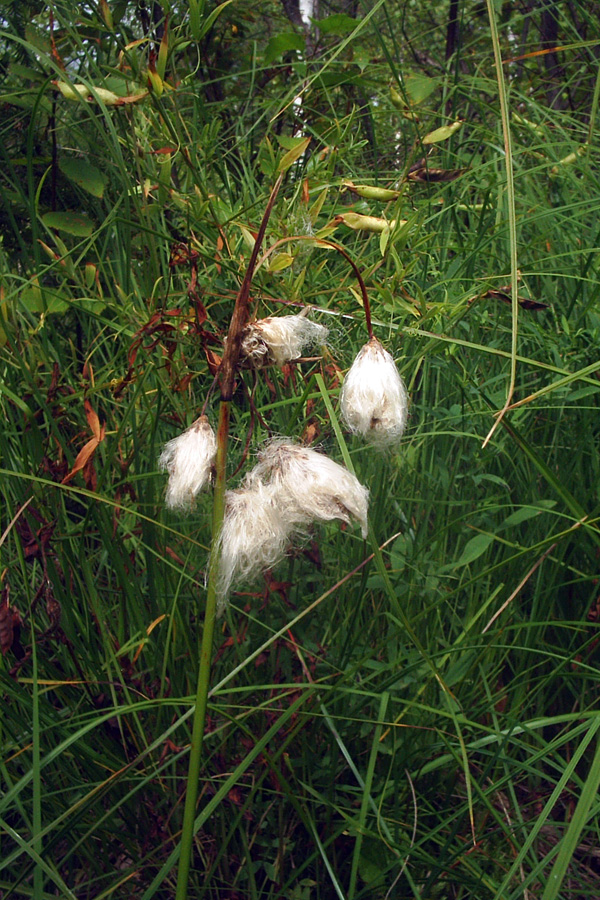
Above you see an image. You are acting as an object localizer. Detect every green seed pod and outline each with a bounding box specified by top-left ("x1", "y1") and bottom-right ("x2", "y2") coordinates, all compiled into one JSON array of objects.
[
  {"x1": 390, "y1": 85, "x2": 404, "y2": 109},
  {"x1": 342, "y1": 181, "x2": 401, "y2": 202},
  {"x1": 550, "y1": 144, "x2": 588, "y2": 177},
  {"x1": 55, "y1": 81, "x2": 90, "y2": 102},
  {"x1": 335, "y1": 212, "x2": 404, "y2": 233}
]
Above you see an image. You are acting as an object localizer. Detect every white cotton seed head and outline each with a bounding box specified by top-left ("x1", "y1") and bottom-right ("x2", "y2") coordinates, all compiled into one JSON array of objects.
[
  {"x1": 252, "y1": 441, "x2": 369, "y2": 539},
  {"x1": 340, "y1": 337, "x2": 408, "y2": 446},
  {"x1": 240, "y1": 313, "x2": 328, "y2": 367},
  {"x1": 158, "y1": 415, "x2": 217, "y2": 512},
  {"x1": 216, "y1": 481, "x2": 293, "y2": 611}
]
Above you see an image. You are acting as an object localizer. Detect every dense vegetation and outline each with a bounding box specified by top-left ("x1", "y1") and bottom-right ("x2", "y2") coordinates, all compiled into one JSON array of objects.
[{"x1": 2, "y1": 1, "x2": 600, "y2": 897}]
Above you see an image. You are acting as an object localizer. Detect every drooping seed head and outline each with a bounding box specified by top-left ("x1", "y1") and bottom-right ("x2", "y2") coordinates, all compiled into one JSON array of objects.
[
  {"x1": 340, "y1": 337, "x2": 408, "y2": 446},
  {"x1": 158, "y1": 415, "x2": 217, "y2": 511},
  {"x1": 239, "y1": 313, "x2": 328, "y2": 367},
  {"x1": 216, "y1": 480, "x2": 294, "y2": 611},
  {"x1": 251, "y1": 441, "x2": 369, "y2": 538}
]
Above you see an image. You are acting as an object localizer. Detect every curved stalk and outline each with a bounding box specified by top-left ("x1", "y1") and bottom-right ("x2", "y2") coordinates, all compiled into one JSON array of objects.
[{"x1": 256, "y1": 235, "x2": 373, "y2": 338}]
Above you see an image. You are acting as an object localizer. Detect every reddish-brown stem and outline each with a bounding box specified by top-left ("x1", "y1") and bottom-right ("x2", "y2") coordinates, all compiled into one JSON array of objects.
[
  {"x1": 218, "y1": 174, "x2": 284, "y2": 401},
  {"x1": 255, "y1": 234, "x2": 373, "y2": 340},
  {"x1": 317, "y1": 239, "x2": 373, "y2": 340}
]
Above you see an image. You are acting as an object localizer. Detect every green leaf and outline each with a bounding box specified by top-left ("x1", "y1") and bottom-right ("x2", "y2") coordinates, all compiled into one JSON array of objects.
[
  {"x1": 379, "y1": 225, "x2": 390, "y2": 256},
  {"x1": 317, "y1": 14, "x2": 358, "y2": 35},
  {"x1": 41, "y1": 211, "x2": 94, "y2": 237},
  {"x1": 238, "y1": 224, "x2": 256, "y2": 251},
  {"x1": 264, "y1": 32, "x2": 305, "y2": 64},
  {"x1": 405, "y1": 74, "x2": 439, "y2": 105},
  {"x1": 500, "y1": 503, "x2": 556, "y2": 529},
  {"x1": 423, "y1": 120, "x2": 463, "y2": 144},
  {"x1": 266, "y1": 252, "x2": 294, "y2": 272},
  {"x1": 455, "y1": 533, "x2": 494, "y2": 567},
  {"x1": 1, "y1": 91, "x2": 52, "y2": 112},
  {"x1": 196, "y1": 0, "x2": 236, "y2": 41},
  {"x1": 20, "y1": 286, "x2": 68, "y2": 315},
  {"x1": 59, "y1": 158, "x2": 107, "y2": 198},
  {"x1": 277, "y1": 134, "x2": 307, "y2": 151},
  {"x1": 278, "y1": 137, "x2": 311, "y2": 173}
]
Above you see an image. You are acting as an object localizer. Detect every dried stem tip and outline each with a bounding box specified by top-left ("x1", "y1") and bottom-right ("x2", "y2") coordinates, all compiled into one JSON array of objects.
[
  {"x1": 240, "y1": 313, "x2": 328, "y2": 367},
  {"x1": 340, "y1": 337, "x2": 408, "y2": 446},
  {"x1": 252, "y1": 441, "x2": 369, "y2": 539},
  {"x1": 159, "y1": 415, "x2": 217, "y2": 511}
]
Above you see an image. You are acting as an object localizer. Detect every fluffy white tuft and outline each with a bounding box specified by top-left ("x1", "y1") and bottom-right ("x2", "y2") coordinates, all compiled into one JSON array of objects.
[
  {"x1": 340, "y1": 337, "x2": 408, "y2": 446},
  {"x1": 158, "y1": 415, "x2": 217, "y2": 511},
  {"x1": 240, "y1": 313, "x2": 328, "y2": 367},
  {"x1": 216, "y1": 481, "x2": 293, "y2": 612},
  {"x1": 251, "y1": 441, "x2": 369, "y2": 539},
  {"x1": 215, "y1": 441, "x2": 369, "y2": 610}
]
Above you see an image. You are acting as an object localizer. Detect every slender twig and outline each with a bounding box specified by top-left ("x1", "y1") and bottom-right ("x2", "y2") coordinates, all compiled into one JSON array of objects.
[{"x1": 219, "y1": 174, "x2": 284, "y2": 400}]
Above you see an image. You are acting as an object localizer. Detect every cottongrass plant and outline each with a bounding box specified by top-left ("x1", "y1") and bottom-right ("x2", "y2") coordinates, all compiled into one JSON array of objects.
[
  {"x1": 165, "y1": 173, "x2": 403, "y2": 900},
  {"x1": 340, "y1": 336, "x2": 408, "y2": 446}
]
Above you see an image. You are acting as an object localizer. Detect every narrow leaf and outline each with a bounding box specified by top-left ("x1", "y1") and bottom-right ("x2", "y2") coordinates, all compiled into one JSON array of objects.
[
  {"x1": 455, "y1": 533, "x2": 494, "y2": 567},
  {"x1": 278, "y1": 137, "x2": 311, "y2": 173},
  {"x1": 422, "y1": 120, "x2": 463, "y2": 144}
]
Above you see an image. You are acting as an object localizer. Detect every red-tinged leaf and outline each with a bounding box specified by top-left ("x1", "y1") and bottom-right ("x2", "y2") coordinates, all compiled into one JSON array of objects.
[
  {"x1": 84, "y1": 398, "x2": 102, "y2": 440},
  {"x1": 485, "y1": 289, "x2": 549, "y2": 311},
  {"x1": 115, "y1": 91, "x2": 149, "y2": 105},
  {"x1": 157, "y1": 16, "x2": 169, "y2": 80},
  {"x1": 83, "y1": 452, "x2": 98, "y2": 491},
  {"x1": 62, "y1": 432, "x2": 104, "y2": 485},
  {"x1": 215, "y1": 234, "x2": 223, "y2": 273},
  {"x1": 0, "y1": 583, "x2": 13, "y2": 656},
  {"x1": 407, "y1": 166, "x2": 466, "y2": 183},
  {"x1": 165, "y1": 546, "x2": 186, "y2": 566},
  {"x1": 205, "y1": 347, "x2": 222, "y2": 375}
]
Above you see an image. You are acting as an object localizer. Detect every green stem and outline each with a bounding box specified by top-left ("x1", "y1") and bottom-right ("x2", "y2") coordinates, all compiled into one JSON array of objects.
[
  {"x1": 482, "y1": 0, "x2": 519, "y2": 447},
  {"x1": 174, "y1": 401, "x2": 229, "y2": 900},
  {"x1": 175, "y1": 174, "x2": 283, "y2": 900}
]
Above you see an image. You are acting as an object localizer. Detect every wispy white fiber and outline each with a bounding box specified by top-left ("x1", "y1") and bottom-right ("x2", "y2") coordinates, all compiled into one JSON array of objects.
[
  {"x1": 215, "y1": 441, "x2": 369, "y2": 610},
  {"x1": 216, "y1": 480, "x2": 293, "y2": 611},
  {"x1": 340, "y1": 337, "x2": 408, "y2": 446},
  {"x1": 158, "y1": 415, "x2": 217, "y2": 511},
  {"x1": 251, "y1": 441, "x2": 369, "y2": 539},
  {"x1": 240, "y1": 313, "x2": 328, "y2": 367}
]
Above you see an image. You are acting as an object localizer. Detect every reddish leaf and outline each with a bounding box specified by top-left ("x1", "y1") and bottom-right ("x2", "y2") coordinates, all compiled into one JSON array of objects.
[
  {"x1": 62, "y1": 436, "x2": 100, "y2": 484},
  {"x1": 407, "y1": 166, "x2": 466, "y2": 183},
  {"x1": 84, "y1": 398, "x2": 102, "y2": 441},
  {"x1": 485, "y1": 288, "x2": 548, "y2": 311}
]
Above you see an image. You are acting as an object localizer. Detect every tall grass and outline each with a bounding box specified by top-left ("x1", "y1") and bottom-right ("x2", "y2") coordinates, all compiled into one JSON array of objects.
[{"x1": 1, "y1": 1, "x2": 600, "y2": 897}]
